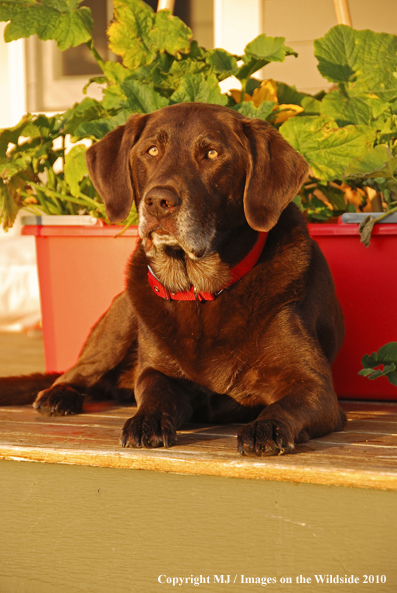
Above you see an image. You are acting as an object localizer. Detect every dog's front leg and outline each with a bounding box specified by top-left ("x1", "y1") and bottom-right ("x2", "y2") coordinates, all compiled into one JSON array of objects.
[
  {"x1": 236, "y1": 308, "x2": 346, "y2": 456},
  {"x1": 34, "y1": 292, "x2": 137, "y2": 416},
  {"x1": 121, "y1": 369, "x2": 195, "y2": 448},
  {"x1": 237, "y1": 378, "x2": 346, "y2": 457}
]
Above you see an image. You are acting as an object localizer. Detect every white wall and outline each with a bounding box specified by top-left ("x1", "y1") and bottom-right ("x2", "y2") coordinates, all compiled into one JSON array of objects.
[
  {"x1": 214, "y1": 0, "x2": 397, "y2": 94},
  {"x1": 0, "y1": 25, "x2": 38, "y2": 331},
  {"x1": 0, "y1": 23, "x2": 26, "y2": 130}
]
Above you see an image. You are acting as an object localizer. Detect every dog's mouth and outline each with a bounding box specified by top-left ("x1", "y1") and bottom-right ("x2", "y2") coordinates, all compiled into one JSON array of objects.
[
  {"x1": 143, "y1": 228, "x2": 180, "y2": 254},
  {"x1": 142, "y1": 227, "x2": 206, "y2": 260},
  {"x1": 151, "y1": 228, "x2": 180, "y2": 247}
]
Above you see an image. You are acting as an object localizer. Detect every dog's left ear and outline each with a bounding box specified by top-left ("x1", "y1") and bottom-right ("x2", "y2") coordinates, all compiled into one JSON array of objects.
[{"x1": 242, "y1": 118, "x2": 309, "y2": 232}]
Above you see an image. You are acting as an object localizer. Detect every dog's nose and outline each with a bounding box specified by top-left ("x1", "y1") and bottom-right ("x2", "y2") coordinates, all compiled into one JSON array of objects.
[{"x1": 144, "y1": 188, "x2": 180, "y2": 218}]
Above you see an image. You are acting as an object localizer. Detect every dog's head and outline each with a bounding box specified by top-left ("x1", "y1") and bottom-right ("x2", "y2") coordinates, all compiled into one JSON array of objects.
[{"x1": 86, "y1": 103, "x2": 308, "y2": 261}]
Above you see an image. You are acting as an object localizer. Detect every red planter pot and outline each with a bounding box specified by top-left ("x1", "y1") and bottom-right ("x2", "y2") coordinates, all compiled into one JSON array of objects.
[
  {"x1": 22, "y1": 220, "x2": 139, "y2": 373},
  {"x1": 309, "y1": 220, "x2": 397, "y2": 400},
  {"x1": 22, "y1": 218, "x2": 397, "y2": 400}
]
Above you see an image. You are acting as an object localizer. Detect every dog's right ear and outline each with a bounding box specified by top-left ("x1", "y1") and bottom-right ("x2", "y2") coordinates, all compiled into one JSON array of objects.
[{"x1": 85, "y1": 113, "x2": 146, "y2": 223}]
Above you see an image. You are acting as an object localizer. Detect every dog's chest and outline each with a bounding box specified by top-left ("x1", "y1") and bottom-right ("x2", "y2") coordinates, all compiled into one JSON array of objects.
[
  {"x1": 137, "y1": 291, "x2": 269, "y2": 395},
  {"x1": 128, "y1": 242, "x2": 298, "y2": 395}
]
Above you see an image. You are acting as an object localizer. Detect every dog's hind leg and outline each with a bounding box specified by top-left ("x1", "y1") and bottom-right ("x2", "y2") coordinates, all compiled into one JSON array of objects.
[{"x1": 32, "y1": 291, "x2": 138, "y2": 416}]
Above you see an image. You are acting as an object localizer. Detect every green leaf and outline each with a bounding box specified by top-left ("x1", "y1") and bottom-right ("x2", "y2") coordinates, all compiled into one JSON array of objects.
[
  {"x1": 23, "y1": 114, "x2": 58, "y2": 141},
  {"x1": 362, "y1": 342, "x2": 397, "y2": 367},
  {"x1": 360, "y1": 342, "x2": 397, "y2": 385},
  {"x1": 52, "y1": 6, "x2": 92, "y2": 51},
  {"x1": 102, "y1": 61, "x2": 131, "y2": 84},
  {"x1": 167, "y1": 58, "x2": 208, "y2": 84},
  {"x1": 64, "y1": 145, "x2": 88, "y2": 197},
  {"x1": 358, "y1": 214, "x2": 377, "y2": 247},
  {"x1": 170, "y1": 73, "x2": 228, "y2": 106},
  {"x1": 0, "y1": 178, "x2": 19, "y2": 231},
  {"x1": 82, "y1": 76, "x2": 107, "y2": 95},
  {"x1": 187, "y1": 40, "x2": 209, "y2": 61},
  {"x1": 0, "y1": 152, "x2": 31, "y2": 180},
  {"x1": 0, "y1": 0, "x2": 93, "y2": 50},
  {"x1": 102, "y1": 84, "x2": 127, "y2": 111},
  {"x1": 61, "y1": 98, "x2": 109, "y2": 136},
  {"x1": 74, "y1": 110, "x2": 131, "y2": 140},
  {"x1": 245, "y1": 34, "x2": 297, "y2": 62},
  {"x1": 344, "y1": 144, "x2": 397, "y2": 180},
  {"x1": 345, "y1": 144, "x2": 397, "y2": 199},
  {"x1": 301, "y1": 195, "x2": 334, "y2": 221},
  {"x1": 314, "y1": 25, "x2": 357, "y2": 84},
  {"x1": 128, "y1": 55, "x2": 176, "y2": 90},
  {"x1": 206, "y1": 49, "x2": 239, "y2": 80},
  {"x1": 245, "y1": 79, "x2": 262, "y2": 94},
  {"x1": 236, "y1": 34, "x2": 297, "y2": 82},
  {"x1": 108, "y1": 0, "x2": 156, "y2": 70},
  {"x1": 234, "y1": 101, "x2": 275, "y2": 121},
  {"x1": 358, "y1": 364, "x2": 397, "y2": 381},
  {"x1": 0, "y1": 113, "x2": 57, "y2": 157},
  {"x1": 108, "y1": 0, "x2": 191, "y2": 71},
  {"x1": 0, "y1": 114, "x2": 34, "y2": 156},
  {"x1": 314, "y1": 25, "x2": 397, "y2": 101},
  {"x1": 320, "y1": 91, "x2": 373, "y2": 126},
  {"x1": 320, "y1": 90, "x2": 391, "y2": 128},
  {"x1": 276, "y1": 82, "x2": 309, "y2": 106},
  {"x1": 280, "y1": 116, "x2": 376, "y2": 180},
  {"x1": 149, "y1": 9, "x2": 191, "y2": 58},
  {"x1": 318, "y1": 184, "x2": 347, "y2": 211},
  {"x1": 121, "y1": 79, "x2": 169, "y2": 113},
  {"x1": 300, "y1": 96, "x2": 322, "y2": 115},
  {"x1": 236, "y1": 58, "x2": 268, "y2": 82}
]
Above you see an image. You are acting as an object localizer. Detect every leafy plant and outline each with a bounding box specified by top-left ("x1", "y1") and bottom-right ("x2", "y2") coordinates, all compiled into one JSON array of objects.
[
  {"x1": 280, "y1": 26, "x2": 397, "y2": 240},
  {"x1": 359, "y1": 342, "x2": 397, "y2": 386},
  {"x1": 0, "y1": 1, "x2": 396, "y2": 236},
  {"x1": 0, "y1": 0, "x2": 301, "y2": 230}
]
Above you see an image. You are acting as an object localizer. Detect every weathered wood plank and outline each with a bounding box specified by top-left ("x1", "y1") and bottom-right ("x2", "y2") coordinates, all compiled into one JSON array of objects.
[{"x1": 1, "y1": 403, "x2": 397, "y2": 490}]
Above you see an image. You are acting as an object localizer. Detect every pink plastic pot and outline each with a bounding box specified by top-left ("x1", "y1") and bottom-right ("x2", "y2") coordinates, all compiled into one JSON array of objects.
[{"x1": 23, "y1": 218, "x2": 397, "y2": 400}]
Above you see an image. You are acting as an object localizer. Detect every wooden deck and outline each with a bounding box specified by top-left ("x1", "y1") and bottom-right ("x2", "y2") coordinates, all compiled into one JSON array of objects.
[
  {"x1": 1, "y1": 400, "x2": 397, "y2": 491},
  {"x1": 0, "y1": 330, "x2": 45, "y2": 376}
]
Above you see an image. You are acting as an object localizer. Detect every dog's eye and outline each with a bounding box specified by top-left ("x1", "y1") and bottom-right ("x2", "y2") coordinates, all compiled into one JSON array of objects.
[
  {"x1": 148, "y1": 146, "x2": 159, "y2": 157},
  {"x1": 207, "y1": 149, "x2": 219, "y2": 160}
]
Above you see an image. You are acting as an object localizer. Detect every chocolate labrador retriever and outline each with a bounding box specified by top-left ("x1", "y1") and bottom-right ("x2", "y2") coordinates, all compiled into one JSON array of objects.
[{"x1": 0, "y1": 103, "x2": 346, "y2": 455}]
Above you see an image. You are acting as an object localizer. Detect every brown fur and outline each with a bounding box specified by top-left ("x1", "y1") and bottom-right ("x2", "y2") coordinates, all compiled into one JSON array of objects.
[{"x1": 0, "y1": 103, "x2": 346, "y2": 455}]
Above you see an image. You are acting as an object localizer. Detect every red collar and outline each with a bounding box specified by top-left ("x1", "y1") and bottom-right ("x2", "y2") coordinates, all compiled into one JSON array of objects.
[{"x1": 147, "y1": 232, "x2": 268, "y2": 301}]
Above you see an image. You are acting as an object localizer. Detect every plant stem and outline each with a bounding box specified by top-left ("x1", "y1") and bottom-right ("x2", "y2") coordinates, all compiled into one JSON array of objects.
[
  {"x1": 61, "y1": 135, "x2": 65, "y2": 175},
  {"x1": 240, "y1": 79, "x2": 247, "y2": 103},
  {"x1": 112, "y1": 218, "x2": 135, "y2": 237},
  {"x1": 20, "y1": 200, "x2": 46, "y2": 216},
  {"x1": 29, "y1": 181, "x2": 106, "y2": 212},
  {"x1": 373, "y1": 204, "x2": 397, "y2": 223},
  {"x1": 76, "y1": 192, "x2": 106, "y2": 213},
  {"x1": 86, "y1": 39, "x2": 106, "y2": 72},
  {"x1": 32, "y1": 189, "x2": 52, "y2": 215}
]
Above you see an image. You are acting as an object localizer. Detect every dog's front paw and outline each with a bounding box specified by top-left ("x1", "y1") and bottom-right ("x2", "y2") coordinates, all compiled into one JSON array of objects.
[
  {"x1": 237, "y1": 419, "x2": 295, "y2": 456},
  {"x1": 120, "y1": 412, "x2": 176, "y2": 449},
  {"x1": 33, "y1": 385, "x2": 84, "y2": 416}
]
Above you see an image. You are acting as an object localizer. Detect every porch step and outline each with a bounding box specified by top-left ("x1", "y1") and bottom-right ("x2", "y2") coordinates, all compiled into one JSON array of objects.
[{"x1": 0, "y1": 402, "x2": 396, "y2": 592}]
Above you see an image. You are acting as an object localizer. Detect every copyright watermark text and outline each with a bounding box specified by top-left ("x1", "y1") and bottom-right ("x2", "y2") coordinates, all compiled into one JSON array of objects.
[{"x1": 157, "y1": 574, "x2": 387, "y2": 587}]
